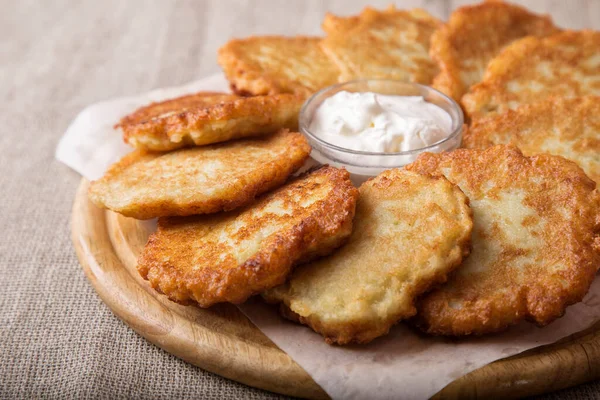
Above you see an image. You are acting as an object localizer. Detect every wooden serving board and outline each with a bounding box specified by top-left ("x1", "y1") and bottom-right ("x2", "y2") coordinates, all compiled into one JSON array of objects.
[{"x1": 72, "y1": 178, "x2": 600, "y2": 399}]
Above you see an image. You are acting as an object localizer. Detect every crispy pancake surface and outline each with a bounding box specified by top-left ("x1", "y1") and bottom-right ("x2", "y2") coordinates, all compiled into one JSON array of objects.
[
  {"x1": 406, "y1": 146, "x2": 600, "y2": 336},
  {"x1": 137, "y1": 166, "x2": 358, "y2": 307},
  {"x1": 218, "y1": 36, "x2": 339, "y2": 96},
  {"x1": 117, "y1": 92, "x2": 303, "y2": 151},
  {"x1": 463, "y1": 96, "x2": 600, "y2": 183},
  {"x1": 264, "y1": 169, "x2": 473, "y2": 345},
  {"x1": 462, "y1": 30, "x2": 600, "y2": 119},
  {"x1": 430, "y1": 1, "x2": 558, "y2": 101},
  {"x1": 88, "y1": 130, "x2": 310, "y2": 219},
  {"x1": 320, "y1": 7, "x2": 442, "y2": 83}
]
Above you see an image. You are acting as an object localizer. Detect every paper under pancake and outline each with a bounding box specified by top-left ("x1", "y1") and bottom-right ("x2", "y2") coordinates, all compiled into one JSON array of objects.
[
  {"x1": 88, "y1": 130, "x2": 310, "y2": 219},
  {"x1": 463, "y1": 96, "x2": 600, "y2": 183},
  {"x1": 264, "y1": 169, "x2": 473, "y2": 345},
  {"x1": 462, "y1": 30, "x2": 600, "y2": 119},
  {"x1": 218, "y1": 36, "x2": 339, "y2": 96},
  {"x1": 117, "y1": 92, "x2": 303, "y2": 151},
  {"x1": 406, "y1": 146, "x2": 600, "y2": 336},
  {"x1": 320, "y1": 6, "x2": 442, "y2": 83},
  {"x1": 137, "y1": 166, "x2": 358, "y2": 307},
  {"x1": 430, "y1": 1, "x2": 558, "y2": 102}
]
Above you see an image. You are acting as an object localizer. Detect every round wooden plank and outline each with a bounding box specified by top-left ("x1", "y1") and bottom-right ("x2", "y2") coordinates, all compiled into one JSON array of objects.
[
  {"x1": 72, "y1": 179, "x2": 328, "y2": 399},
  {"x1": 72, "y1": 178, "x2": 600, "y2": 399}
]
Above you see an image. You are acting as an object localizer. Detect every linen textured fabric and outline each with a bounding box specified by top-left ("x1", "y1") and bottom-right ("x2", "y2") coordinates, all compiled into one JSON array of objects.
[{"x1": 1, "y1": 0, "x2": 599, "y2": 398}]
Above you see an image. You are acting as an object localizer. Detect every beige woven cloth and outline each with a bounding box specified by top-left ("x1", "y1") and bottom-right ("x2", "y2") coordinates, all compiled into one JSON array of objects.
[{"x1": 2, "y1": 0, "x2": 599, "y2": 398}]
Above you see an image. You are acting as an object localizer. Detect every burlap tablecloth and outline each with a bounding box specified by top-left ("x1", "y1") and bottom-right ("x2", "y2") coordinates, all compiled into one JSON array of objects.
[{"x1": 2, "y1": 0, "x2": 599, "y2": 398}]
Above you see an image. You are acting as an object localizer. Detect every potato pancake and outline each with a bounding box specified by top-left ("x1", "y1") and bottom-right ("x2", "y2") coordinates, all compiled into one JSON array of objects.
[
  {"x1": 264, "y1": 169, "x2": 472, "y2": 345},
  {"x1": 320, "y1": 6, "x2": 442, "y2": 83},
  {"x1": 218, "y1": 36, "x2": 339, "y2": 96},
  {"x1": 89, "y1": 130, "x2": 310, "y2": 219},
  {"x1": 430, "y1": 1, "x2": 558, "y2": 102},
  {"x1": 406, "y1": 146, "x2": 600, "y2": 336},
  {"x1": 463, "y1": 96, "x2": 600, "y2": 183},
  {"x1": 137, "y1": 166, "x2": 358, "y2": 307},
  {"x1": 117, "y1": 92, "x2": 303, "y2": 151},
  {"x1": 462, "y1": 30, "x2": 600, "y2": 119}
]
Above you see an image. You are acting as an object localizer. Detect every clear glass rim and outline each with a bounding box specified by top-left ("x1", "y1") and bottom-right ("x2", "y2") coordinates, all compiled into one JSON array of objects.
[{"x1": 299, "y1": 79, "x2": 465, "y2": 157}]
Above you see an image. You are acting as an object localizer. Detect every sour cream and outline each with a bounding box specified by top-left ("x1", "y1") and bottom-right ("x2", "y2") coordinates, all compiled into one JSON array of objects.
[{"x1": 308, "y1": 91, "x2": 452, "y2": 153}]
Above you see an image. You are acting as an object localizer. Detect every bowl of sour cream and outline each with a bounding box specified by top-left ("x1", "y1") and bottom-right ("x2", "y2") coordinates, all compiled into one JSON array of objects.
[{"x1": 299, "y1": 79, "x2": 464, "y2": 184}]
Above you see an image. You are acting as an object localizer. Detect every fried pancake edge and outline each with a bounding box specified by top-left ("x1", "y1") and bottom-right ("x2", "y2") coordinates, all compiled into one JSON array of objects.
[
  {"x1": 430, "y1": 1, "x2": 559, "y2": 101},
  {"x1": 118, "y1": 92, "x2": 304, "y2": 151},
  {"x1": 461, "y1": 30, "x2": 600, "y2": 119},
  {"x1": 264, "y1": 169, "x2": 473, "y2": 345},
  {"x1": 320, "y1": 6, "x2": 442, "y2": 83},
  {"x1": 88, "y1": 130, "x2": 311, "y2": 219},
  {"x1": 137, "y1": 166, "x2": 359, "y2": 307},
  {"x1": 463, "y1": 96, "x2": 600, "y2": 183},
  {"x1": 406, "y1": 145, "x2": 600, "y2": 336},
  {"x1": 217, "y1": 35, "x2": 339, "y2": 97}
]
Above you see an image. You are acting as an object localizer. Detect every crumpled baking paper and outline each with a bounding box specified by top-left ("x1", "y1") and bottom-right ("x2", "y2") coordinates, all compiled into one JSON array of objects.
[{"x1": 56, "y1": 73, "x2": 600, "y2": 400}]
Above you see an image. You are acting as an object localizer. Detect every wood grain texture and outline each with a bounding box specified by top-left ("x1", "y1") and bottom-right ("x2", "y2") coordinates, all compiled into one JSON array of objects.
[{"x1": 72, "y1": 178, "x2": 600, "y2": 399}]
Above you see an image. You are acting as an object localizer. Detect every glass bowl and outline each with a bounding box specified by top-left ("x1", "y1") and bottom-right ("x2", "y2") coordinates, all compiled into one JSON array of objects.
[{"x1": 299, "y1": 79, "x2": 464, "y2": 184}]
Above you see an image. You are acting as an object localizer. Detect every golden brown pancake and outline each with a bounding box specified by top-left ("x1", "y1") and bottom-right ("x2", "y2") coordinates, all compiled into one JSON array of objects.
[
  {"x1": 406, "y1": 146, "x2": 600, "y2": 336},
  {"x1": 463, "y1": 96, "x2": 600, "y2": 183},
  {"x1": 320, "y1": 6, "x2": 442, "y2": 83},
  {"x1": 430, "y1": 1, "x2": 559, "y2": 102},
  {"x1": 462, "y1": 30, "x2": 600, "y2": 119},
  {"x1": 88, "y1": 130, "x2": 310, "y2": 219},
  {"x1": 137, "y1": 166, "x2": 358, "y2": 307},
  {"x1": 217, "y1": 36, "x2": 339, "y2": 96},
  {"x1": 117, "y1": 92, "x2": 303, "y2": 151},
  {"x1": 264, "y1": 169, "x2": 473, "y2": 345}
]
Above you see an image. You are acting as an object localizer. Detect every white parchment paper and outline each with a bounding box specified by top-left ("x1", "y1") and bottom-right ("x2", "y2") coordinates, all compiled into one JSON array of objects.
[
  {"x1": 56, "y1": 74, "x2": 230, "y2": 180},
  {"x1": 56, "y1": 74, "x2": 600, "y2": 400}
]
